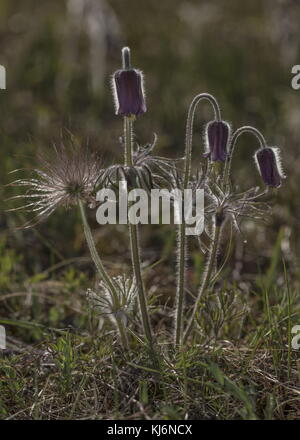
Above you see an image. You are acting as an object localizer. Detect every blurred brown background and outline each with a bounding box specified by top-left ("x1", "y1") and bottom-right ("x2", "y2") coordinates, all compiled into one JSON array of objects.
[{"x1": 0, "y1": 0, "x2": 299, "y2": 286}]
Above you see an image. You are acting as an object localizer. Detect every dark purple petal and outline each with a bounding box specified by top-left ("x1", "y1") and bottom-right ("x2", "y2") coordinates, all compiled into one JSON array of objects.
[
  {"x1": 255, "y1": 147, "x2": 282, "y2": 187},
  {"x1": 113, "y1": 69, "x2": 146, "y2": 117},
  {"x1": 205, "y1": 121, "x2": 230, "y2": 162}
]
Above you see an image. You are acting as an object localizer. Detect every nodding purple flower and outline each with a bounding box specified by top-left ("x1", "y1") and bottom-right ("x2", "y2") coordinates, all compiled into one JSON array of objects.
[
  {"x1": 255, "y1": 147, "x2": 284, "y2": 188},
  {"x1": 204, "y1": 120, "x2": 230, "y2": 162},
  {"x1": 112, "y1": 69, "x2": 146, "y2": 117}
]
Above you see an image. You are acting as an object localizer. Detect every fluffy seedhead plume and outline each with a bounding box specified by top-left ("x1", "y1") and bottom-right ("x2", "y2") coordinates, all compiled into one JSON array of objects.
[{"x1": 9, "y1": 140, "x2": 103, "y2": 227}]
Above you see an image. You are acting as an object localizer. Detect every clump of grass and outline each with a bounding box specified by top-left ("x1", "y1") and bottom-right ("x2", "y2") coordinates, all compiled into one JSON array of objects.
[
  {"x1": 1, "y1": 327, "x2": 300, "y2": 419},
  {"x1": 0, "y1": 231, "x2": 299, "y2": 420}
]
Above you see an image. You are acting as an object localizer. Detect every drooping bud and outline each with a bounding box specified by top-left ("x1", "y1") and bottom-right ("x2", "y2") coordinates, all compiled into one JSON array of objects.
[
  {"x1": 255, "y1": 147, "x2": 283, "y2": 188},
  {"x1": 204, "y1": 121, "x2": 230, "y2": 162},
  {"x1": 112, "y1": 69, "x2": 146, "y2": 117}
]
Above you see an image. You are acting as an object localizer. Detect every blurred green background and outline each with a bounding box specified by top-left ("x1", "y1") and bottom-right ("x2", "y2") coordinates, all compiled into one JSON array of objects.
[{"x1": 0, "y1": 0, "x2": 299, "y2": 286}]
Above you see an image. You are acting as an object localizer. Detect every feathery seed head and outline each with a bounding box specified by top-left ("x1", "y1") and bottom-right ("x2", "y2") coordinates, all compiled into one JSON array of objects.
[{"x1": 9, "y1": 141, "x2": 103, "y2": 227}]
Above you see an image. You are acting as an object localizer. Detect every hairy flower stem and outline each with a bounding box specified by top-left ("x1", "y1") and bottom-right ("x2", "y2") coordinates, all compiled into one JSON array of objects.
[
  {"x1": 223, "y1": 126, "x2": 267, "y2": 189},
  {"x1": 122, "y1": 46, "x2": 131, "y2": 70},
  {"x1": 175, "y1": 93, "x2": 221, "y2": 346},
  {"x1": 124, "y1": 116, "x2": 154, "y2": 348},
  {"x1": 183, "y1": 218, "x2": 221, "y2": 344},
  {"x1": 78, "y1": 199, "x2": 129, "y2": 350}
]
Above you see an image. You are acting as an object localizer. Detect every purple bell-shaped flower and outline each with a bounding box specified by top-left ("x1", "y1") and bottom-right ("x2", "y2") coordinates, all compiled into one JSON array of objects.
[
  {"x1": 204, "y1": 120, "x2": 230, "y2": 162},
  {"x1": 255, "y1": 147, "x2": 283, "y2": 188},
  {"x1": 113, "y1": 69, "x2": 146, "y2": 117}
]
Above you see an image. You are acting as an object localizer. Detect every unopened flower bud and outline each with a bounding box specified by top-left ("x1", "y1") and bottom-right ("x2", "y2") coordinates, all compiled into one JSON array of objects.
[
  {"x1": 204, "y1": 121, "x2": 230, "y2": 162},
  {"x1": 255, "y1": 147, "x2": 283, "y2": 188},
  {"x1": 112, "y1": 69, "x2": 146, "y2": 117}
]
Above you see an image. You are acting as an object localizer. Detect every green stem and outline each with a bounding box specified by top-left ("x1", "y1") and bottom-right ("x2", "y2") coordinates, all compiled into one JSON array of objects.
[
  {"x1": 183, "y1": 94, "x2": 221, "y2": 189},
  {"x1": 122, "y1": 46, "x2": 131, "y2": 70},
  {"x1": 78, "y1": 199, "x2": 129, "y2": 349},
  {"x1": 175, "y1": 93, "x2": 221, "y2": 346},
  {"x1": 124, "y1": 117, "x2": 133, "y2": 167},
  {"x1": 183, "y1": 219, "x2": 221, "y2": 344},
  {"x1": 124, "y1": 116, "x2": 154, "y2": 347},
  {"x1": 115, "y1": 319, "x2": 129, "y2": 350},
  {"x1": 223, "y1": 126, "x2": 267, "y2": 189}
]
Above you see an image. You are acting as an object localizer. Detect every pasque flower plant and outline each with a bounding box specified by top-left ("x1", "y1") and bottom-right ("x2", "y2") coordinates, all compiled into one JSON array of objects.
[{"x1": 10, "y1": 46, "x2": 284, "y2": 353}]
